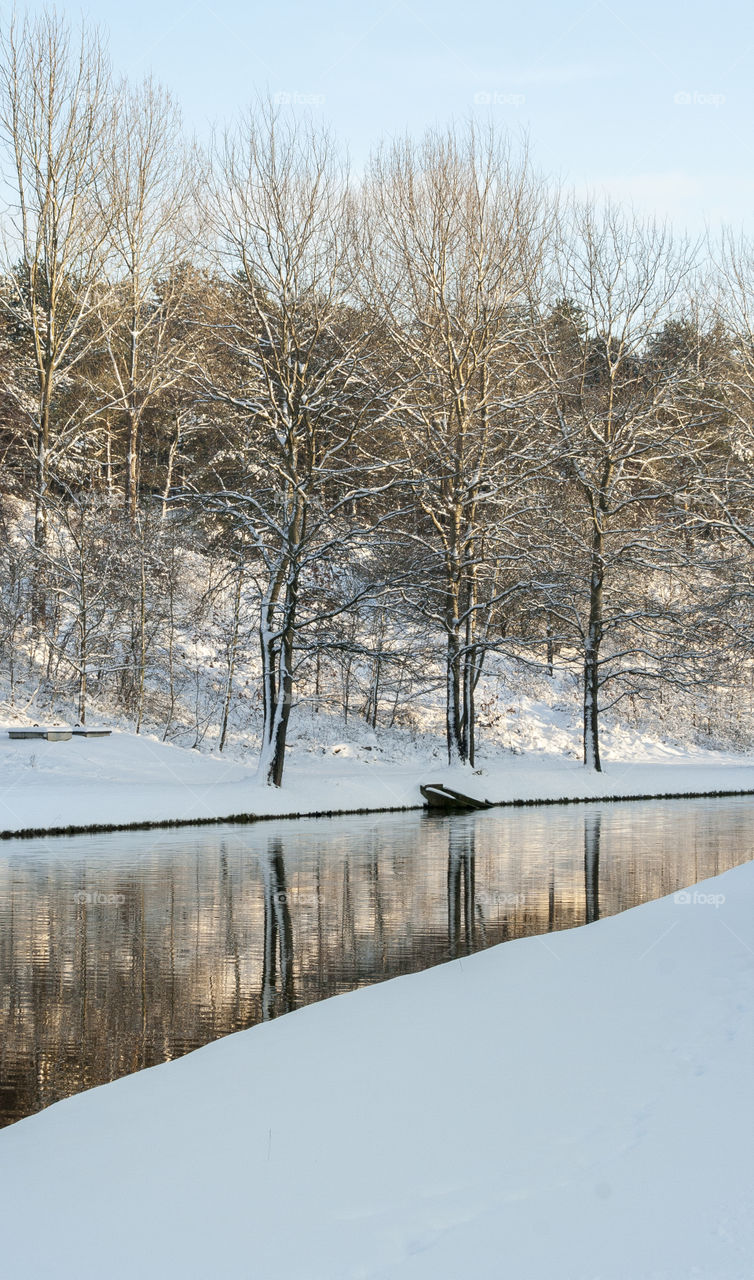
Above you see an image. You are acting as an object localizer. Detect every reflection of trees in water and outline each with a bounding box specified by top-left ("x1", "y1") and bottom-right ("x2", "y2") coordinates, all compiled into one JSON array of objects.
[
  {"x1": 262, "y1": 840, "x2": 293, "y2": 1020},
  {"x1": 447, "y1": 821, "x2": 476, "y2": 958},
  {"x1": 1, "y1": 800, "x2": 751, "y2": 1127},
  {"x1": 366, "y1": 834, "x2": 386, "y2": 966},
  {"x1": 584, "y1": 812, "x2": 601, "y2": 924},
  {"x1": 220, "y1": 844, "x2": 242, "y2": 1025}
]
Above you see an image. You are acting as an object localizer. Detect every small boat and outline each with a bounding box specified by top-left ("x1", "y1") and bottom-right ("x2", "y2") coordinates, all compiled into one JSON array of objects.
[
  {"x1": 420, "y1": 783, "x2": 493, "y2": 812},
  {"x1": 70, "y1": 729, "x2": 112, "y2": 737}
]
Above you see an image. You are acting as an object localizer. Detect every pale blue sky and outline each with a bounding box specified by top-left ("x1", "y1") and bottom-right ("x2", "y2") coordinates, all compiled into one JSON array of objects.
[{"x1": 20, "y1": 0, "x2": 754, "y2": 231}]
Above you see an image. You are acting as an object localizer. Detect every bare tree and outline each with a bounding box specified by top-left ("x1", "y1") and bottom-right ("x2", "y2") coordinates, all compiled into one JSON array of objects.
[
  {"x1": 195, "y1": 104, "x2": 392, "y2": 786},
  {"x1": 94, "y1": 77, "x2": 198, "y2": 515},
  {"x1": 694, "y1": 233, "x2": 754, "y2": 548},
  {"x1": 34, "y1": 489, "x2": 126, "y2": 723},
  {"x1": 361, "y1": 125, "x2": 551, "y2": 765},
  {"x1": 0, "y1": 10, "x2": 111, "y2": 560},
  {"x1": 526, "y1": 204, "x2": 698, "y2": 769}
]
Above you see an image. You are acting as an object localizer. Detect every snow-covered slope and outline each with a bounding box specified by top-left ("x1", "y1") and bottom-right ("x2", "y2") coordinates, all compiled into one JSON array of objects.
[{"x1": 1, "y1": 860, "x2": 751, "y2": 1279}]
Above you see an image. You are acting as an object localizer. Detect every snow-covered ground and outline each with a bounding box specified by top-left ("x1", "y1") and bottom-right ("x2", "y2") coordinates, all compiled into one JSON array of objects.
[
  {"x1": 1, "y1": 724, "x2": 753, "y2": 835},
  {"x1": 1, "y1": 858, "x2": 751, "y2": 1279},
  {"x1": 2, "y1": 629, "x2": 753, "y2": 834}
]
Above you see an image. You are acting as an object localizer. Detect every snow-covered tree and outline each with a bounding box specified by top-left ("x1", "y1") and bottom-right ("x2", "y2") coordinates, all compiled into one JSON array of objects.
[
  {"x1": 361, "y1": 124, "x2": 552, "y2": 765},
  {"x1": 525, "y1": 205, "x2": 699, "y2": 769},
  {"x1": 0, "y1": 11, "x2": 111, "y2": 561},
  {"x1": 194, "y1": 105, "x2": 394, "y2": 785}
]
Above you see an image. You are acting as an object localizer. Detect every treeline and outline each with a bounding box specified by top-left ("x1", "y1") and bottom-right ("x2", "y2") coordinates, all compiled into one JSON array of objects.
[{"x1": 0, "y1": 9, "x2": 753, "y2": 785}]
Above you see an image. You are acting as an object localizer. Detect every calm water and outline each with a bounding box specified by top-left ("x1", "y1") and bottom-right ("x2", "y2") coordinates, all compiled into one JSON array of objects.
[{"x1": 1, "y1": 796, "x2": 752, "y2": 1128}]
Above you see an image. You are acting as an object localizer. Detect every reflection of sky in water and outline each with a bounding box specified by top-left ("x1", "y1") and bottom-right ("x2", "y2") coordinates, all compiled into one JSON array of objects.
[{"x1": 1, "y1": 796, "x2": 752, "y2": 1127}]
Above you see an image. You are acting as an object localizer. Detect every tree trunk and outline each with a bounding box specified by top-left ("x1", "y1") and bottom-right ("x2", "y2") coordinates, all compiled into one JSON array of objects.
[
  {"x1": 135, "y1": 553, "x2": 147, "y2": 734},
  {"x1": 461, "y1": 570, "x2": 479, "y2": 766},
  {"x1": 268, "y1": 618, "x2": 295, "y2": 787},
  {"x1": 583, "y1": 533, "x2": 604, "y2": 771},
  {"x1": 126, "y1": 306, "x2": 140, "y2": 517},
  {"x1": 446, "y1": 621, "x2": 464, "y2": 765},
  {"x1": 33, "y1": 425, "x2": 48, "y2": 552},
  {"x1": 31, "y1": 380, "x2": 52, "y2": 628},
  {"x1": 162, "y1": 573, "x2": 177, "y2": 742},
  {"x1": 367, "y1": 651, "x2": 382, "y2": 729},
  {"x1": 78, "y1": 575, "x2": 88, "y2": 725},
  {"x1": 258, "y1": 578, "x2": 298, "y2": 787},
  {"x1": 219, "y1": 561, "x2": 243, "y2": 753},
  {"x1": 126, "y1": 407, "x2": 139, "y2": 517},
  {"x1": 161, "y1": 412, "x2": 182, "y2": 521}
]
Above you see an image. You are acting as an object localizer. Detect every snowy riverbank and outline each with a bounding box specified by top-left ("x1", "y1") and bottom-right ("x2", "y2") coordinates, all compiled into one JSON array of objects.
[
  {"x1": 1, "y1": 859, "x2": 752, "y2": 1278},
  {"x1": 1, "y1": 725, "x2": 754, "y2": 836}
]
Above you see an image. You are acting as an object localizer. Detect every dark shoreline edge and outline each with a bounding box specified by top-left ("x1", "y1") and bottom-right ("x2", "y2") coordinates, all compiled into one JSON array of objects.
[{"x1": 2, "y1": 786, "x2": 754, "y2": 841}]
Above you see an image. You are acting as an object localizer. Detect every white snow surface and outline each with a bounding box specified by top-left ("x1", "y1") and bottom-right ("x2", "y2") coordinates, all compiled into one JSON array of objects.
[
  {"x1": 0, "y1": 724, "x2": 753, "y2": 834},
  {"x1": 0, "y1": 859, "x2": 751, "y2": 1279}
]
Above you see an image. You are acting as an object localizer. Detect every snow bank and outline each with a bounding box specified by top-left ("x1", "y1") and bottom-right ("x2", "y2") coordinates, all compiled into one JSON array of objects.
[
  {"x1": 0, "y1": 860, "x2": 751, "y2": 1278},
  {"x1": 1, "y1": 726, "x2": 753, "y2": 836}
]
